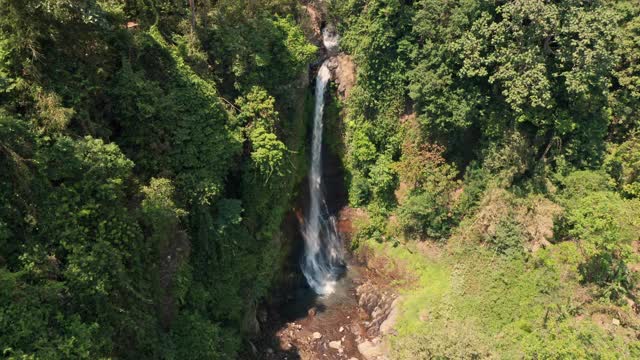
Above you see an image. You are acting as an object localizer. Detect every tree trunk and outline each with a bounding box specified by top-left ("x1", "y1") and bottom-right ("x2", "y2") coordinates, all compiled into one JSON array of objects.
[{"x1": 188, "y1": 0, "x2": 196, "y2": 32}]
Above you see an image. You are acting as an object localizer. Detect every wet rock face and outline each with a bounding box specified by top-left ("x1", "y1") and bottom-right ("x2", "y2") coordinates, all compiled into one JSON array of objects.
[
  {"x1": 356, "y1": 283, "x2": 398, "y2": 338},
  {"x1": 301, "y1": 0, "x2": 357, "y2": 100},
  {"x1": 325, "y1": 54, "x2": 356, "y2": 99},
  {"x1": 300, "y1": 0, "x2": 325, "y2": 46},
  {"x1": 322, "y1": 24, "x2": 340, "y2": 57},
  {"x1": 357, "y1": 338, "x2": 386, "y2": 360}
]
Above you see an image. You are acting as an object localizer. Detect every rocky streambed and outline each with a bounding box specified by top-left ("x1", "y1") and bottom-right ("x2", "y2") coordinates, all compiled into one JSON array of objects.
[{"x1": 256, "y1": 210, "x2": 402, "y2": 360}]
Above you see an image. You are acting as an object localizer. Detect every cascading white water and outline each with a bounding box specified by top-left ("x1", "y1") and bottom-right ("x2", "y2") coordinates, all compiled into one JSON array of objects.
[{"x1": 301, "y1": 28, "x2": 344, "y2": 295}]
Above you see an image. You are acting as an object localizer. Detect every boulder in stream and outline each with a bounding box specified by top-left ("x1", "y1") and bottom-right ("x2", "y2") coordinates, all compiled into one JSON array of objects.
[
  {"x1": 357, "y1": 338, "x2": 386, "y2": 360},
  {"x1": 329, "y1": 340, "x2": 342, "y2": 350}
]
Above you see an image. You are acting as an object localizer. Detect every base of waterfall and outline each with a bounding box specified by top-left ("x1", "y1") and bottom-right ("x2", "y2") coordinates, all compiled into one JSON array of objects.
[
  {"x1": 254, "y1": 215, "x2": 400, "y2": 360},
  {"x1": 255, "y1": 256, "x2": 399, "y2": 360},
  {"x1": 305, "y1": 278, "x2": 338, "y2": 296}
]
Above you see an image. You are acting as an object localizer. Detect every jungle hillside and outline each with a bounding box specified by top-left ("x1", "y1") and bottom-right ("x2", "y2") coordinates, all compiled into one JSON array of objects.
[{"x1": 1, "y1": 0, "x2": 640, "y2": 359}]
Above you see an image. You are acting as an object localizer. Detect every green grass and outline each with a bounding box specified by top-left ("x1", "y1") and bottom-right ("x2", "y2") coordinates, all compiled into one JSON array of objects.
[{"x1": 363, "y1": 240, "x2": 640, "y2": 359}]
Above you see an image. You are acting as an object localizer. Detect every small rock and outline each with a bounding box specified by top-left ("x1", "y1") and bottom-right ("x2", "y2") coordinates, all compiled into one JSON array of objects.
[
  {"x1": 308, "y1": 307, "x2": 317, "y2": 317},
  {"x1": 339, "y1": 326, "x2": 344, "y2": 332},
  {"x1": 358, "y1": 338, "x2": 385, "y2": 360},
  {"x1": 380, "y1": 297, "x2": 402, "y2": 335},
  {"x1": 266, "y1": 348, "x2": 274, "y2": 354},
  {"x1": 313, "y1": 332, "x2": 322, "y2": 339},
  {"x1": 329, "y1": 340, "x2": 342, "y2": 350},
  {"x1": 612, "y1": 318, "x2": 621, "y2": 326}
]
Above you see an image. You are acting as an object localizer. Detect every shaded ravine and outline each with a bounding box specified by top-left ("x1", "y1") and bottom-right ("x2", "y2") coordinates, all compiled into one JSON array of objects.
[
  {"x1": 256, "y1": 24, "x2": 368, "y2": 360},
  {"x1": 254, "y1": 20, "x2": 399, "y2": 360},
  {"x1": 300, "y1": 53, "x2": 345, "y2": 295}
]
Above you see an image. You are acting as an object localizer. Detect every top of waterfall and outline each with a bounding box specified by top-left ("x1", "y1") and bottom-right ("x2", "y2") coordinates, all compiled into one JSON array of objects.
[
  {"x1": 317, "y1": 62, "x2": 331, "y2": 83},
  {"x1": 322, "y1": 25, "x2": 340, "y2": 56}
]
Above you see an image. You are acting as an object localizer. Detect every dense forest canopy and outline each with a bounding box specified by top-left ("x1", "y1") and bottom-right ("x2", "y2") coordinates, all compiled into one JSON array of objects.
[
  {"x1": 328, "y1": 0, "x2": 640, "y2": 242},
  {"x1": 331, "y1": 0, "x2": 640, "y2": 357},
  {"x1": 1, "y1": 0, "x2": 640, "y2": 359},
  {"x1": 1, "y1": 0, "x2": 314, "y2": 358}
]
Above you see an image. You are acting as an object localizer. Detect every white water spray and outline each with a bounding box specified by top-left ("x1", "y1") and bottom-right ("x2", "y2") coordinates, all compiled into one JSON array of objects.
[
  {"x1": 322, "y1": 26, "x2": 340, "y2": 56},
  {"x1": 301, "y1": 28, "x2": 344, "y2": 295}
]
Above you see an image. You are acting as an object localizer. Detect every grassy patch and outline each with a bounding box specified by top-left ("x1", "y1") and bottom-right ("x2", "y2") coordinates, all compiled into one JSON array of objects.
[{"x1": 364, "y1": 239, "x2": 640, "y2": 358}]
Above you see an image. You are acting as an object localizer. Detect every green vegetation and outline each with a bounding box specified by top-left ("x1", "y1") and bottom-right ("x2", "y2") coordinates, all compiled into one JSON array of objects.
[
  {"x1": 335, "y1": 0, "x2": 640, "y2": 357},
  {"x1": 366, "y1": 239, "x2": 640, "y2": 359},
  {"x1": 2, "y1": 0, "x2": 640, "y2": 358},
  {"x1": 1, "y1": 0, "x2": 314, "y2": 358}
]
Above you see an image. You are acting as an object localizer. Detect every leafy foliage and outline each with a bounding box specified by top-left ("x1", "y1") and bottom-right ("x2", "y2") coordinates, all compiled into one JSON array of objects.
[
  {"x1": 0, "y1": 0, "x2": 315, "y2": 358},
  {"x1": 2, "y1": 0, "x2": 640, "y2": 357},
  {"x1": 605, "y1": 135, "x2": 640, "y2": 198},
  {"x1": 557, "y1": 173, "x2": 640, "y2": 298},
  {"x1": 336, "y1": 0, "x2": 640, "y2": 355}
]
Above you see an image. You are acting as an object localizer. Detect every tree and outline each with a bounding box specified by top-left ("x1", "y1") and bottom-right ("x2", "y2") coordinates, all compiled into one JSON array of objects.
[{"x1": 560, "y1": 171, "x2": 640, "y2": 298}]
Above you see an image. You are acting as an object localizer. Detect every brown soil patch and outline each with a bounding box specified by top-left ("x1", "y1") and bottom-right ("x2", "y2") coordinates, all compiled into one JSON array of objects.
[
  {"x1": 300, "y1": 2, "x2": 323, "y2": 46},
  {"x1": 333, "y1": 54, "x2": 356, "y2": 99},
  {"x1": 516, "y1": 196, "x2": 562, "y2": 252},
  {"x1": 415, "y1": 241, "x2": 444, "y2": 261}
]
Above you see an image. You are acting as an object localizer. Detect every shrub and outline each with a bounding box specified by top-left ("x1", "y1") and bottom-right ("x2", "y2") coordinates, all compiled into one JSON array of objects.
[
  {"x1": 486, "y1": 215, "x2": 526, "y2": 257},
  {"x1": 482, "y1": 132, "x2": 533, "y2": 187},
  {"x1": 453, "y1": 164, "x2": 490, "y2": 219},
  {"x1": 169, "y1": 312, "x2": 229, "y2": 360},
  {"x1": 605, "y1": 135, "x2": 640, "y2": 198},
  {"x1": 368, "y1": 154, "x2": 399, "y2": 211},
  {"x1": 397, "y1": 190, "x2": 453, "y2": 241},
  {"x1": 560, "y1": 170, "x2": 613, "y2": 199},
  {"x1": 348, "y1": 171, "x2": 372, "y2": 207},
  {"x1": 395, "y1": 131, "x2": 459, "y2": 240},
  {"x1": 562, "y1": 189, "x2": 640, "y2": 299}
]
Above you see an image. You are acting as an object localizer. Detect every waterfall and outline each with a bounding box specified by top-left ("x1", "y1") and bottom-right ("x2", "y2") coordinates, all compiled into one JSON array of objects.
[{"x1": 301, "y1": 28, "x2": 344, "y2": 295}]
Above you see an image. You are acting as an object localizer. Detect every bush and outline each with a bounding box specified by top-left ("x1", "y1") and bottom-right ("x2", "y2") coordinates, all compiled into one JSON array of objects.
[
  {"x1": 397, "y1": 190, "x2": 453, "y2": 240},
  {"x1": 485, "y1": 215, "x2": 526, "y2": 257},
  {"x1": 579, "y1": 254, "x2": 636, "y2": 300},
  {"x1": 453, "y1": 164, "x2": 490, "y2": 219},
  {"x1": 348, "y1": 171, "x2": 372, "y2": 207},
  {"x1": 605, "y1": 136, "x2": 640, "y2": 198},
  {"x1": 561, "y1": 188, "x2": 640, "y2": 299},
  {"x1": 395, "y1": 131, "x2": 459, "y2": 240},
  {"x1": 560, "y1": 170, "x2": 613, "y2": 199},
  {"x1": 565, "y1": 191, "x2": 638, "y2": 254},
  {"x1": 169, "y1": 312, "x2": 229, "y2": 360},
  {"x1": 482, "y1": 132, "x2": 533, "y2": 187},
  {"x1": 368, "y1": 155, "x2": 399, "y2": 211}
]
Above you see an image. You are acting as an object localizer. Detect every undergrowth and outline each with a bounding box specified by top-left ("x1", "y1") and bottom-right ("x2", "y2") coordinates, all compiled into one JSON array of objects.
[{"x1": 361, "y1": 239, "x2": 640, "y2": 359}]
